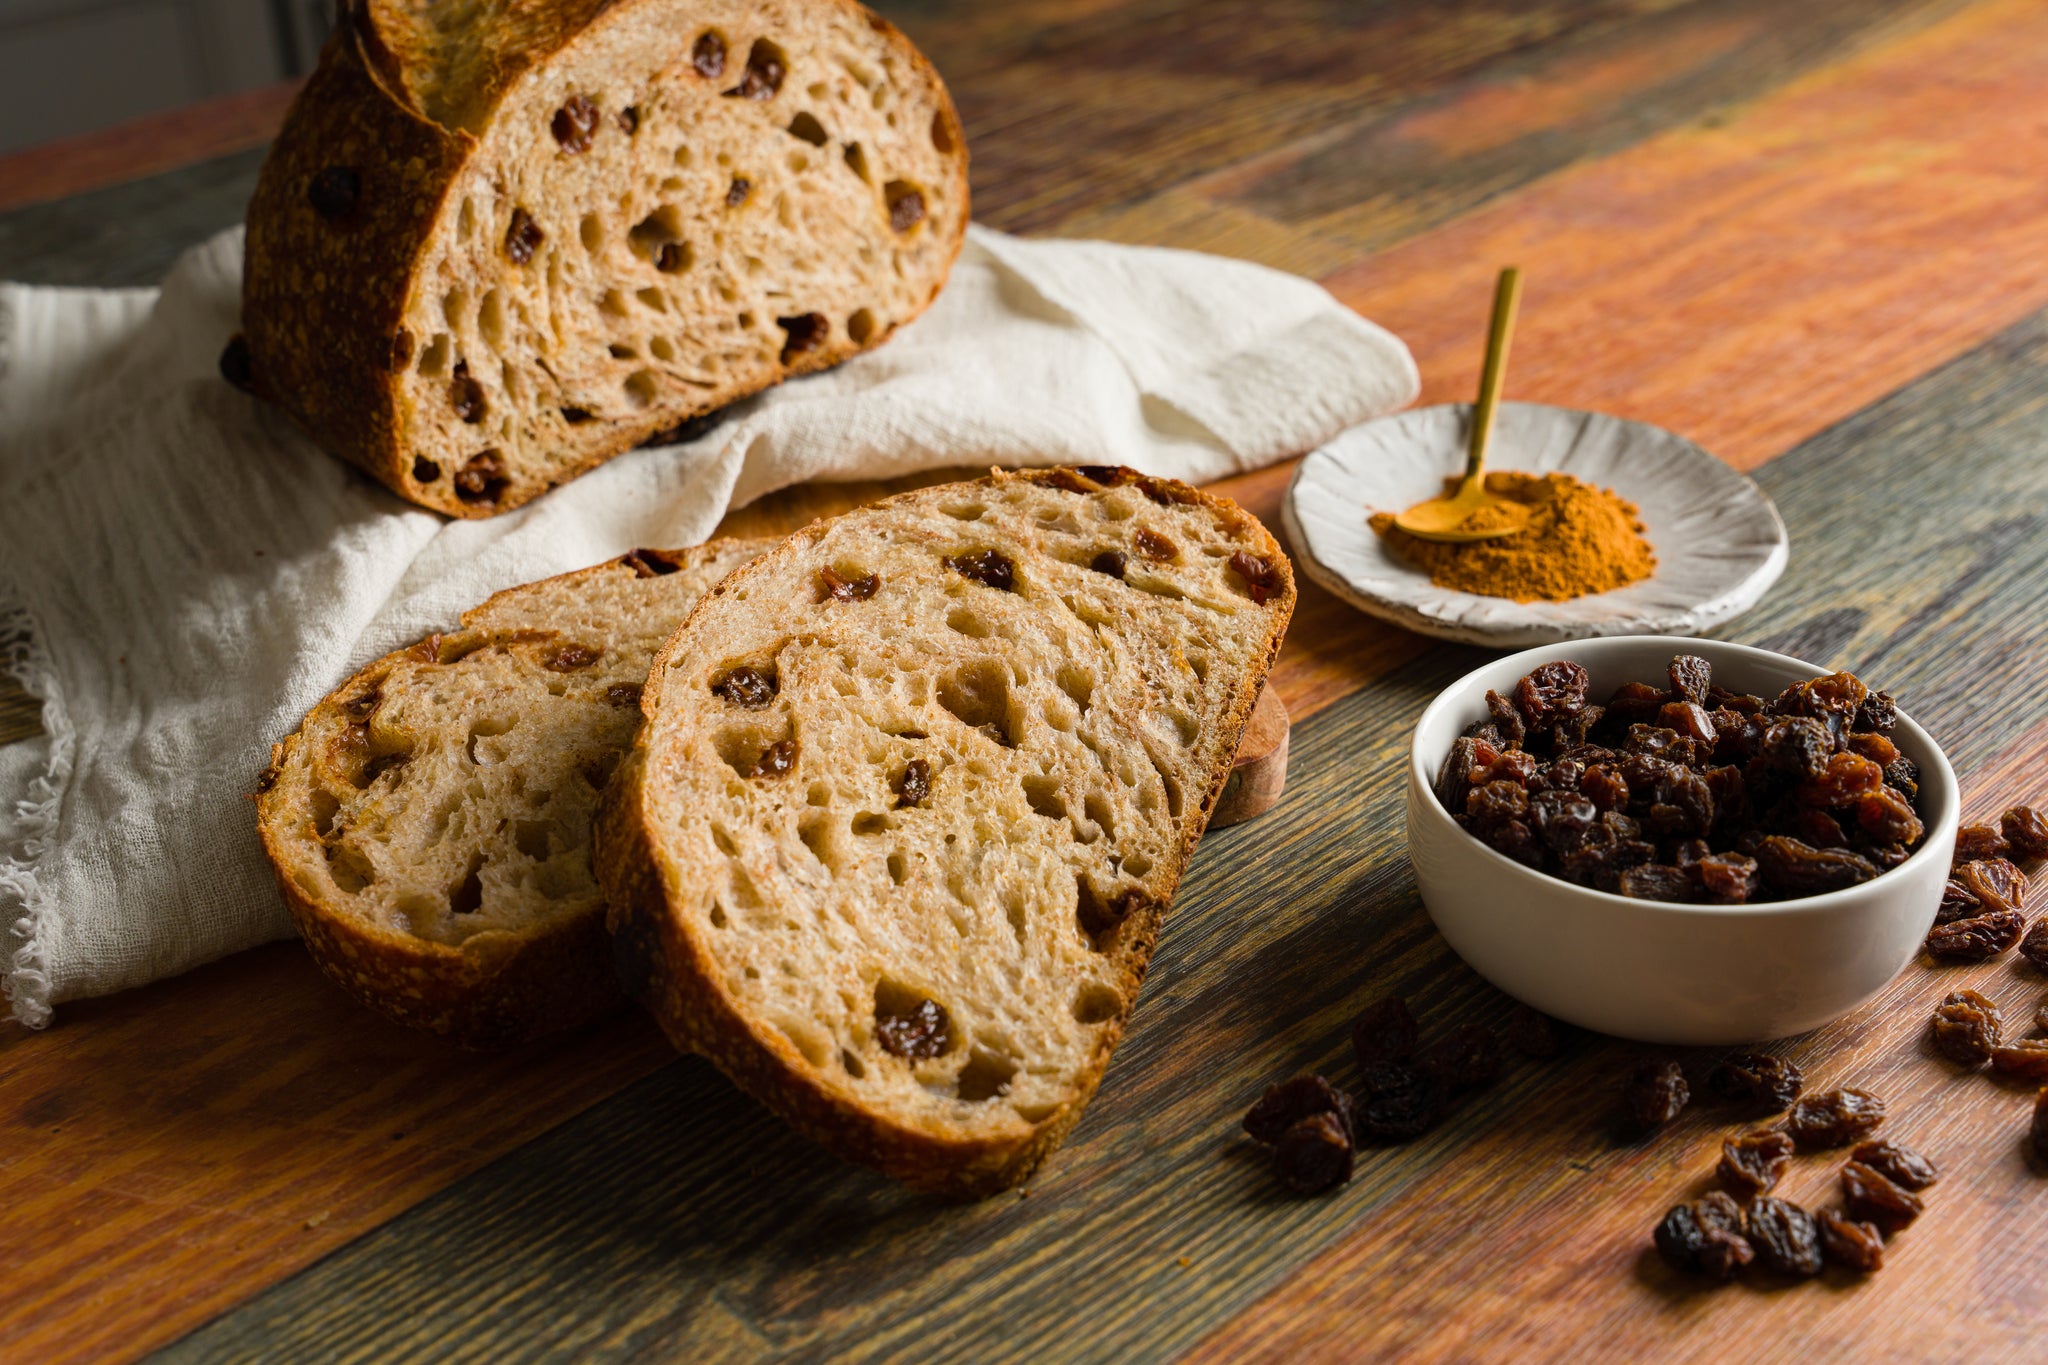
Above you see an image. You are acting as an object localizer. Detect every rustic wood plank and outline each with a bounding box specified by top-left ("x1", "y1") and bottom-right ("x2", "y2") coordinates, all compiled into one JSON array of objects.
[
  {"x1": 153, "y1": 303, "x2": 2048, "y2": 1362},
  {"x1": 1180, "y1": 303, "x2": 2048, "y2": 1365}
]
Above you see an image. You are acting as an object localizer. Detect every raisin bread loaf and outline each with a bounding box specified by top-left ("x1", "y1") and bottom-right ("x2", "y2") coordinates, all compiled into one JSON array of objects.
[
  {"x1": 256, "y1": 538, "x2": 770, "y2": 1047},
  {"x1": 239, "y1": 0, "x2": 968, "y2": 517},
  {"x1": 595, "y1": 468, "x2": 1294, "y2": 1194}
]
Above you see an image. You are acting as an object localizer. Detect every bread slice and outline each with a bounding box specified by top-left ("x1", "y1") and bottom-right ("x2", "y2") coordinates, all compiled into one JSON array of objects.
[
  {"x1": 256, "y1": 538, "x2": 771, "y2": 1047},
  {"x1": 595, "y1": 467, "x2": 1295, "y2": 1194},
  {"x1": 239, "y1": 0, "x2": 968, "y2": 518}
]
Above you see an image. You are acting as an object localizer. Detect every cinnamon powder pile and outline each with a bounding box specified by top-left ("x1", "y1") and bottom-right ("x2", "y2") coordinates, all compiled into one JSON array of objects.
[{"x1": 1370, "y1": 471, "x2": 1656, "y2": 602}]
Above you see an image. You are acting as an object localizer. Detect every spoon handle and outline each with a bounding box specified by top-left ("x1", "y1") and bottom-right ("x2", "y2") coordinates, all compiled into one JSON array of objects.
[{"x1": 1465, "y1": 266, "x2": 1523, "y2": 486}]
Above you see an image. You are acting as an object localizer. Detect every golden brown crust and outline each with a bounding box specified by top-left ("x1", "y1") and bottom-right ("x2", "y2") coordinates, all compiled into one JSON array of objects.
[{"x1": 595, "y1": 468, "x2": 1294, "y2": 1194}]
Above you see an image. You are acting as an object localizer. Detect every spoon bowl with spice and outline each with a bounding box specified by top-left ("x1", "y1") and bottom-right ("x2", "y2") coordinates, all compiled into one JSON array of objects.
[{"x1": 1283, "y1": 400, "x2": 1788, "y2": 647}]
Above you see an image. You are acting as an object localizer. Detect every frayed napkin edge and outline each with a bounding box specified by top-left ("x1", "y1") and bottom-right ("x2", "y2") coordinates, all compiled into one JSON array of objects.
[{"x1": 0, "y1": 588, "x2": 67, "y2": 1030}]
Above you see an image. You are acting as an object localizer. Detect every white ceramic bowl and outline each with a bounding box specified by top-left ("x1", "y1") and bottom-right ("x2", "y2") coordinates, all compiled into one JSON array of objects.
[{"x1": 1406, "y1": 635, "x2": 1959, "y2": 1045}]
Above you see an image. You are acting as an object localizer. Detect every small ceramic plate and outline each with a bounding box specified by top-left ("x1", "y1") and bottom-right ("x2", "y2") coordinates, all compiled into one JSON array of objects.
[{"x1": 1282, "y1": 402, "x2": 1788, "y2": 647}]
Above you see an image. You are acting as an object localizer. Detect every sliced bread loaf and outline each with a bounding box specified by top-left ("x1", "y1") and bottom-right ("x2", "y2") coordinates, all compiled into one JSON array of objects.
[
  {"x1": 257, "y1": 538, "x2": 771, "y2": 1047},
  {"x1": 239, "y1": 0, "x2": 968, "y2": 517},
  {"x1": 595, "y1": 467, "x2": 1295, "y2": 1194}
]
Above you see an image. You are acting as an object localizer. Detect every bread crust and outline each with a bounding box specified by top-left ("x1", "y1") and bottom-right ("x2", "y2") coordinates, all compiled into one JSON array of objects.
[
  {"x1": 595, "y1": 468, "x2": 1294, "y2": 1194},
  {"x1": 242, "y1": 0, "x2": 970, "y2": 518}
]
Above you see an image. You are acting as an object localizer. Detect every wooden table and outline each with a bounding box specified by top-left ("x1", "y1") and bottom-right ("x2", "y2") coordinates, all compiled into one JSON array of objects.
[{"x1": 6, "y1": 1, "x2": 2048, "y2": 1358}]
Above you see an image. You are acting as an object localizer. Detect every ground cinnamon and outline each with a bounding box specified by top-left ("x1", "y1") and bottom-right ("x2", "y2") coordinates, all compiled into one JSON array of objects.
[{"x1": 1370, "y1": 471, "x2": 1655, "y2": 602}]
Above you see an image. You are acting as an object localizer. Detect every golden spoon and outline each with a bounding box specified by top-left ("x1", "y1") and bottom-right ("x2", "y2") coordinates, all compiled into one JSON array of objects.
[{"x1": 1392, "y1": 266, "x2": 1531, "y2": 543}]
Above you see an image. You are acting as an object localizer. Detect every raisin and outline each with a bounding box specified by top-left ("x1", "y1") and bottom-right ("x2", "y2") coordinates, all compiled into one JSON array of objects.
[
  {"x1": 894, "y1": 758, "x2": 931, "y2": 807},
  {"x1": 1759, "y1": 717, "x2": 1831, "y2": 781},
  {"x1": 1883, "y1": 756, "x2": 1920, "y2": 800},
  {"x1": 2020, "y1": 918, "x2": 2048, "y2": 971},
  {"x1": 1351, "y1": 996, "x2": 1419, "y2": 1068},
  {"x1": 818, "y1": 565, "x2": 879, "y2": 601},
  {"x1": 2033, "y1": 1087, "x2": 2048, "y2": 1164},
  {"x1": 1796, "y1": 751, "x2": 1885, "y2": 807},
  {"x1": 390, "y1": 328, "x2": 415, "y2": 371},
  {"x1": 1228, "y1": 550, "x2": 1281, "y2": 605},
  {"x1": 450, "y1": 362, "x2": 487, "y2": 424},
  {"x1": 219, "y1": 334, "x2": 255, "y2": 392},
  {"x1": 1846, "y1": 732, "x2": 1899, "y2": 767},
  {"x1": 1816, "y1": 1209, "x2": 1884, "y2": 1273},
  {"x1": 1552, "y1": 703, "x2": 1604, "y2": 751},
  {"x1": 552, "y1": 94, "x2": 600, "y2": 152},
  {"x1": 1243, "y1": 1074, "x2": 1353, "y2": 1144},
  {"x1": 1530, "y1": 791, "x2": 1598, "y2": 853},
  {"x1": 606, "y1": 682, "x2": 643, "y2": 708},
  {"x1": 1424, "y1": 1025, "x2": 1502, "y2": 1091},
  {"x1": 1622, "y1": 1058, "x2": 1690, "y2": 1130},
  {"x1": 1485, "y1": 689, "x2": 1527, "y2": 747},
  {"x1": 692, "y1": 30, "x2": 726, "y2": 78},
  {"x1": 1719, "y1": 1128, "x2": 1796, "y2": 1196},
  {"x1": 1656, "y1": 701, "x2": 1718, "y2": 748},
  {"x1": 1514, "y1": 661, "x2": 1591, "y2": 725},
  {"x1": 1132, "y1": 528, "x2": 1178, "y2": 562},
  {"x1": 621, "y1": 548, "x2": 681, "y2": 576},
  {"x1": 1655, "y1": 1194, "x2": 1753, "y2": 1280},
  {"x1": 1617, "y1": 863, "x2": 1691, "y2": 902},
  {"x1": 1840, "y1": 1160, "x2": 1923, "y2": 1233},
  {"x1": 1746, "y1": 1196, "x2": 1823, "y2": 1277},
  {"x1": 1090, "y1": 550, "x2": 1127, "y2": 579},
  {"x1": 1789, "y1": 807, "x2": 1849, "y2": 850},
  {"x1": 890, "y1": 189, "x2": 928, "y2": 233},
  {"x1": 2005, "y1": 805, "x2": 2048, "y2": 859},
  {"x1": 1076, "y1": 465, "x2": 1126, "y2": 486},
  {"x1": 1931, "y1": 989, "x2": 2003, "y2": 1066},
  {"x1": 1924, "y1": 908, "x2": 2024, "y2": 960},
  {"x1": 725, "y1": 44, "x2": 785, "y2": 99},
  {"x1": 657, "y1": 241, "x2": 688, "y2": 272},
  {"x1": 505, "y1": 207, "x2": 544, "y2": 264},
  {"x1": 1848, "y1": 1139, "x2": 1939, "y2": 1191},
  {"x1": 947, "y1": 549, "x2": 1016, "y2": 591},
  {"x1": 1854, "y1": 689, "x2": 1898, "y2": 735},
  {"x1": 1694, "y1": 852, "x2": 1760, "y2": 904},
  {"x1": 1625, "y1": 724, "x2": 1692, "y2": 766},
  {"x1": 1355, "y1": 1060, "x2": 1447, "y2": 1141},
  {"x1": 618, "y1": 105, "x2": 639, "y2": 134},
  {"x1": 711, "y1": 666, "x2": 776, "y2": 708},
  {"x1": 749, "y1": 739, "x2": 798, "y2": 778},
  {"x1": 777, "y1": 312, "x2": 828, "y2": 363},
  {"x1": 1784, "y1": 1087, "x2": 1885, "y2": 1150},
  {"x1": 543, "y1": 643, "x2": 599, "y2": 671},
  {"x1": 1991, "y1": 1040, "x2": 2048, "y2": 1080},
  {"x1": 1954, "y1": 823, "x2": 2012, "y2": 865},
  {"x1": 1769, "y1": 671, "x2": 1868, "y2": 722},
  {"x1": 1938, "y1": 879, "x2": 1985, "y2": 924},
  {"x1": 1602, "y1": 681, "x2": 1668, "y2": 732},
  {"x1": 1580, "y1": 764, "x2": 1629, "y2": 812},
  {"x1": 1756, "y1": 836, "x2": 1878, "y2": 897},
  {"x1": 876, "y1": 996, "x2": 947, "y2": 1058},
  {"x1": 1466, "y1": 780, "x2": 1528, "y2": 824},
  {"x1": 1708, "y1": 1053, "x2": 1804, "y2": 1113},
  {"x1": 1505, "y1": 1003, "x2": 1563, "y2": 1059},
  {"x1": 1274, "y1": 1112, "x2": 1354, "y2": 1195},
  {"x1": 453, "y1": 450, "x2": 507, "y2": 504},
  {"x1": 727, "y1": 177, "x2": 752, "y2": 208},
  {"x1": 1853, "y1": 786, "x2": 1924, "y2": 845},
  {"x1": 1959, "y1": 857, "x2": 2028, "y2": 912},
  {"x1": 307, "y1": 165, "x2": 360, "y2": 218}
]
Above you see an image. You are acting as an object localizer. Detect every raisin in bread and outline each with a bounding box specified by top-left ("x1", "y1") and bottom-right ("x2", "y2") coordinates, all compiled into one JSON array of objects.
[
  {"x1": 239, "y1": 0, "x2": 968, "y2": 517},
  {"x1": 256, "y1": 538, "x2": 771, "y2": 1047},
  {"x1": 595, "y1": 468, "x2": 1294, "y2": 1194}
]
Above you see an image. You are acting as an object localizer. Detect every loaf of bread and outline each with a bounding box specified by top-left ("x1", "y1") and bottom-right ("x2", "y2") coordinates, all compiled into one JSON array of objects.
[
  {"x1": 238, "y1": 0, "x2": 968, "y2": 517},
  {"x1": 596, "y1": 467, "x2": 1295, "y2": 1194},
  {"x1": 256, "y1": 538, "x2": 770, "y2": 1047}
]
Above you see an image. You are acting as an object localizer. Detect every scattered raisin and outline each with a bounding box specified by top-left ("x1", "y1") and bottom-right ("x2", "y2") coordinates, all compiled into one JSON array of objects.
[
  {"x1": 947, "y1": 549, "x2": 1016, "y2": 591},
  {"x1": 552, "y1": 95, "x2": 600, "y2": 152},
  {"x1": 1243, "y1": 1074, "x2": 1353, "y2": 1144},
  {"x1": 543, "y1": 643, "x2": 599, "y2": 671},
  {"x1": 505, "y1": 207, "x2": 544, "y2": 264},
  {"x1": 1622, "y1": 1059, "x2": 1690, "y2": 1131},
  {"x1": 1784, "y1": 1087, "x2": 1885, "y2": 1150},
  {"x1": 2020, "y1": 918, "x2": 2048, "y2": 971},
  {"x1": 1938, "y1": 879, "x2": 1985, "y2": 923},
  {"x1": 1132, "y1": 528, "x2": 1178, "y2": 562},
  {"x1": 1991, "y1": 1040, "x2": 2048, "y2": 1080},
  {"x1": 1718, "y1": 1128, "x2": 1795, "y2": 1196},
  {"x1": 1504, "y1": 1003, "x2": 1562, "y2": 1059},
  {"x1": 1274, "y1": 1112, "x2": 1354, "y2": 1195},
  {"x1": 1959, "y1": 857, "x2": 2028, "y2": 912},
  {"x1": 1816, "y1": 1209, "x2": 1884, "y2": 1273},
  {"x1": 727, "y1": 177, "x2": 752, "y2": 207},
  {"x1": 778, "y1": 312, "x2": 828, "y2": 363},
  {"x1": 1229, "y1": 550, "x2": 1281, "y2": 605},
  {"x1": 1090, "y1": 550, "x2": 1127, "y2": 579},
  {"x1": 2004, "y1": 805, "x2": 2048, "y2": 859},
  {"x1": 1655, "y1": 1193, "x2": 1753, "y2": 1280},
  {"x1": 1709, "y1": 1052, "x2": 1805, "y2": 1113},
  {"x1": 876, "y1": 996, "x2": 947, "y2": 1058},
  {"x1": 711, "y1": 666, "x2": 776, "y2": 708},
  {"x1": 890, "y1": 188, "x2": 927, "y2": 233},
  {"x1": 606, "y1": 683, "x2": 643, "y2": 708},
  {"x1": 691, "y1": 30, "x2": 726, "y2": 78},
  {"x1": 1924, "y1": 909, "x2": 2024, "y2": 961},
  {"x1": 453, "y1": 450, "x2": 508, "y2": 504},
  {"x1": 1424, "y1": 1025, "x2": 1502, "y2": 1092},
  {"x1": 1954, "y1": 823, "x2": 2011, "y2": 866},
  {"x1": 307, "y1": 165, "x2": 360, "y2": 218},
  {"x1": 1931, "y1": 989, "x2": 2003, "y2": 1066},
  {"x1": 894, "y1": 758, "x2": 931, "y2": 807},
  {"x1": 1839, "y1": 1160, "x2": 1922, "y2": 1233},
  {"x1": 818, "y1": 565, "x2": 879, "y2": 601},
  {"x1": 1351, "y1": 996, "x2": 1419, "y2": 1069},
  {"x1": 219, "y1": 334, "x2": 254, "y2": 391},
  {"x1": 1355, "y1": 1060, "x2": 1447, "y2": 1141},
  {"x1": 749, "y1": 738, "x2": 798, "y2": 778},
  {"x1": 1848, "y1": 1139, "x2": 1939, "y2": 1191},
  {"x1": 1746, "y1": 1196, "x2": 1822, "y2": 1277}
]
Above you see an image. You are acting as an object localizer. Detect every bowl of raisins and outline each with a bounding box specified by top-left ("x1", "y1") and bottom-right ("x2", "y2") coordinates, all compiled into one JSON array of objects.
[{"x1": 1406, "y1": 636, "x2": 1958, "y2": 1044}]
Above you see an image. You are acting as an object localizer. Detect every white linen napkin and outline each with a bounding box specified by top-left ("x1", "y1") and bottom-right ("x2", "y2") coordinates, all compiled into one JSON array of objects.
[{"x1": 0, "y1": 223, "x2": 1416, "y2": 1028}]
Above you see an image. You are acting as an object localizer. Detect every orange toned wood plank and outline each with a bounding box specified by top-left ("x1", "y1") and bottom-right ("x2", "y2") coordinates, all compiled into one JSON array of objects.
[
  {"x1": 1316, "y1": 0, "x2": 2048, "y2": 472},
  {"x1": 0, "y1": 944, "x2": 674, "y2": 1363},
  {"x1": 0, "y1": 82, "x2": 301, "y2": 215}
]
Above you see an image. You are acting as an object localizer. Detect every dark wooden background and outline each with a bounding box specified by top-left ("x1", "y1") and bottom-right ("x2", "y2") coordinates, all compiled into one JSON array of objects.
[{"x1": 4, "y1": 0, "x2": 2048, "y2": 1359}]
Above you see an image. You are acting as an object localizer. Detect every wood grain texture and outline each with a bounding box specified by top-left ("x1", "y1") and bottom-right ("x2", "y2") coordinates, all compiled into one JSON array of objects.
[{"x1": 156, "y1": 277, "x2": 2048, "y2": 1365}]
